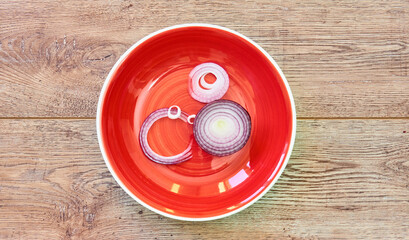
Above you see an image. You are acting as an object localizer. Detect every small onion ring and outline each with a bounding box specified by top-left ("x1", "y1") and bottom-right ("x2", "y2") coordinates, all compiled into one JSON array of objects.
[
  {"x1": 167, "y1": 105, "x2": 181, "y2": 119},
  {"x1": 188, "y1": 63, "x2": 229, "y2": 103},
  {"x1": 193, "y1": 100, "x2": 251, "y2": 156},
  {"x1": 187, "y1": 114, "x2": 196, "y2": 125},
  {"x1": 139, "y1": 108, "x2": 192, "y2": 164}
]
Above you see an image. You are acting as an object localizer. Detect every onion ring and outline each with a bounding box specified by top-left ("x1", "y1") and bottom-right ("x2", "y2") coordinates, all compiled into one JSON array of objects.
[
  {"x1": 139, "y1": 107, "x2": 192, "y2": 164},
  {"x1": 193, "y1": 100, "x2": 251, "y2": 156},
  {"x1": 188, "y1": 63, "x2": 229, "y2": 103}
]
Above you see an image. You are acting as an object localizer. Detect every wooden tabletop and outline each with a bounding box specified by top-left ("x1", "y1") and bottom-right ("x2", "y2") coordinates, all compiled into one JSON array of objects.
[{"x1": 1, "y1": 0, "x2": 408, "y2": 239}]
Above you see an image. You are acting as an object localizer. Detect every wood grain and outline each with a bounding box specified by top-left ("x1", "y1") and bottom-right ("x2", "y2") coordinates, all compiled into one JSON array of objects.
[
  {"x1": 1, "y1": 0, "x2": 409, "y2": 117},
  {"x1": 1, "y1": 0, "x2": 409, "y2": 239},
  {"x1": 1, "y1": 119, "x2": 408, "y2": 239}
]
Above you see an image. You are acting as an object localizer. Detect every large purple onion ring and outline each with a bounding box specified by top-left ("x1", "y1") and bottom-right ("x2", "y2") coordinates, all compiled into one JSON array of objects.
[
  {"x1": 139, "y1": 107, "x2": 192, "y2": 164},
  {"x1": 188, "y1": 63, "x2": 229, "y2": 103},
  {"x1": 193, "y1": 100, "x2": 251, "y2": 156}
]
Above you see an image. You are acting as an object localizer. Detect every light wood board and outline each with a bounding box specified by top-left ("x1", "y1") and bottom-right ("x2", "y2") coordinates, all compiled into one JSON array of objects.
[
  {"x1": 0, "y1": 119, "x2": 408, "y2": 239},
  {"x1": 0, "y1": 0, "x2": 408, "y2": 117},
  {"x1": 1, "y1": 0, "x2": 409, "y2": 239}
]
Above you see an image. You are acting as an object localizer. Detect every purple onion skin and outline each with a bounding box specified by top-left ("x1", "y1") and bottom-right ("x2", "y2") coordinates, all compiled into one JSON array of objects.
[
  {"x1": 139, "y1": 108, "x2": 192, "y2": 165},
  {"x1": 193, "y1": 100, "x2": 251, "y2": 157}
]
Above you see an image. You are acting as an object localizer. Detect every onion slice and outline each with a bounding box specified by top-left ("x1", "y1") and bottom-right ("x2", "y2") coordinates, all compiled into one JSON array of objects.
[
  {"x1": 139, "y1": 107, "x2": 192, "y2": 164},
  {"x1": 188, "y1": 63, "x2": 229, "y2": 103},
  {"x1": 193, "y1": 100, "x2": 251, "y2": 156}
]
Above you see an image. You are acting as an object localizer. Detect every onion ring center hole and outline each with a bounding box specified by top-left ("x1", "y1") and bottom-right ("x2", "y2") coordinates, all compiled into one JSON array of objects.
[
  {"x1": 147, "y1": 117, "x2": 192, "y2": 157},
  {"x1": 204, "y1": 73, "x2": 217, "y2": 84},
  {"x1": 199, "y1": 73, "x2": 217, "y2": 89}
]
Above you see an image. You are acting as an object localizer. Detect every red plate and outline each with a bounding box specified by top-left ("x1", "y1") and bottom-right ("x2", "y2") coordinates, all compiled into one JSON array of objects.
[{"x1": 97, "y1": 24, "x2": 296, "y2": 221}]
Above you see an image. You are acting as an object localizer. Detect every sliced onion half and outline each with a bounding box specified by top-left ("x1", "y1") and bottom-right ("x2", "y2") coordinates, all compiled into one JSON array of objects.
[
  {"x1": 188, "y1": 63, "x2": 229, "y2": 103},
  {"x1": 193, "y1": 100, "x2": 251, "y2": 156},
  {"x1": 139, "y1": 107, "x2": 192, "y2": 164}
]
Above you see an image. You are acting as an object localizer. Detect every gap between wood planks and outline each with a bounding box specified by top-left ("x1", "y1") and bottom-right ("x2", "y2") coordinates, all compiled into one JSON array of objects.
[{"x1": 0, "y1": 117, "x2": 408, "y2": 120}]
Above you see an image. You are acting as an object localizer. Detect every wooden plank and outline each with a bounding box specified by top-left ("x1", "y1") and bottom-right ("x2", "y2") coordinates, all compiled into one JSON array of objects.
[
  {"x1": 0, "y1": 0, "x2": 408, "y2": 117},
  {"x1": 0, "y1": 119, "x2": 408, "y2": 239}
]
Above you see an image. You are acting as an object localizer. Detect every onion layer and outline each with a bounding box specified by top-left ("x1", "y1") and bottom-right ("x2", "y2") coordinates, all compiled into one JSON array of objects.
[
  {"x1": 188, "y1": 63, "x2": 229, "y2": 103},
  {"x1": 193, "y1": 100, "x2": 251, "y2": 156},
  {"x1": 139, "y1": 107, "x2": 192, "y2": 164}
]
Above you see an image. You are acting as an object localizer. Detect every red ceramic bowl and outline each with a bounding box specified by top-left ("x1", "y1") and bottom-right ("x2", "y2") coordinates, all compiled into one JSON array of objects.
[{"x1": 97, "y1": 24, "x2": 296, "y2": 221}]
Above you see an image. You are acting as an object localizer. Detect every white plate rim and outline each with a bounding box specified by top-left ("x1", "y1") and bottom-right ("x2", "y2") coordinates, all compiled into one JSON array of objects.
[{"x1": 96, "y1": 23, "x2": 297, "y2": 221}]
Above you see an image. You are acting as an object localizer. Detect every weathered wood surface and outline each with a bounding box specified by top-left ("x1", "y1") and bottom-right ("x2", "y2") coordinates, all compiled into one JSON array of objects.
[
  {"x1": 0, "y1": 119, "x2": 408, "y2": 239},
  {"x1": 1, "y1": 0, "x2": 409, "y2": 239},
  {"x1": 0, "y1": 0, "x2": 408, "y2": 117}
]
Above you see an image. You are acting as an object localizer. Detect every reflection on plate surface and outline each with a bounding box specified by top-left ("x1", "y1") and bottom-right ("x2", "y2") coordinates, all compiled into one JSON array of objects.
[{"x1": 97, "y1": 24, "x2": 296, "y2": 221}]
